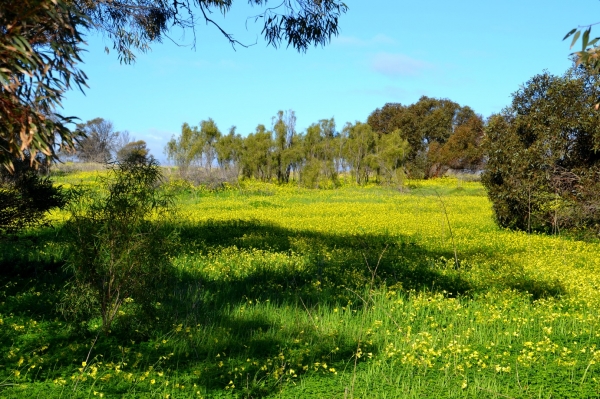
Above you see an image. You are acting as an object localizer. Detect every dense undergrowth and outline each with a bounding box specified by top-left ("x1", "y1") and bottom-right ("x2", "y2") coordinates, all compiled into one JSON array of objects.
[{"x1": 1, "y1": 175, "x2": 600, "y2": 398}]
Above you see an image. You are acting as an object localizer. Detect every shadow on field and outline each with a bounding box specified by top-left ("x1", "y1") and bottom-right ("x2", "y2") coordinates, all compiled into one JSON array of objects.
[
  {"x1": 174, "y1": 218, "x2": 473, "y2": 302},
  {"x1": 132, "y1": 218, "x2": 478, "y2": 396},
  {"x1": 166, "y1": 218, "x2": 565, "y2": 319},
  {"x1": 0, "y1": 220, "x2": 475, "y2": 396},
  {"x1": 0, "y1": 219, "x2": 565, "y2": 398}
]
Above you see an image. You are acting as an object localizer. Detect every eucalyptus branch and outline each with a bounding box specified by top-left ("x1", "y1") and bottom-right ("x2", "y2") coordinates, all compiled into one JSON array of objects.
[{"x1": 198, "y1": 3, "x2": 251, "y2": 49}]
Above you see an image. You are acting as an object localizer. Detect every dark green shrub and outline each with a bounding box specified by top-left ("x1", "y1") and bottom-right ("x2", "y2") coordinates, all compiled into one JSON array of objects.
[
  {"x1": 0, "y1": 157, "x2": 65, "y2": 234},
  {"x1": 482, "y1": 66, "x2": 600, "y2": 233},
  {"x1": 63, "y1": 156, "x2": 178, "y2": 333}
]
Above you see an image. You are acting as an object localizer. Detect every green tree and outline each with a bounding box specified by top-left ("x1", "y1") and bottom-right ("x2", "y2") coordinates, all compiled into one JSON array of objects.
[
  {"x1": 373, "y1": 129, "x2": 409, "y2": 186},
  {"x1": 299, "y1": 118, "x2": 338, "y2": 187},
  {"x1": 332, "y1": 124, "x2": 348, "y2": 175},
  {"x1": 199, "y1": 118, "x2": 222, "y2": 170},
  {"x1": 165, "y1": 123, "x2": 203, "y2": 174},
  {"x1": 482, "y1": 66, "x2": 600, "y2": 233},
  {"x1": 367, "y1": 97, "x2": 477, "y2": 178},
  {"x1": 215, "y1": 126, "x2": 243, "y2": 169},
  {"x1": 272, "y1": 110, "x2": 297, "y2": 183},
  {"x1": 240, "y1": 124, "x2": 274, "y2": 180},
  {"x1": 343, "y1": 122, "x2": 376, "y2": 184},
  {"x1": 439, "y1": 115, "x2": 485, "y2": 172},
  {"x1": 165, "y1": 119, "x2": 222, "y2": 173}
]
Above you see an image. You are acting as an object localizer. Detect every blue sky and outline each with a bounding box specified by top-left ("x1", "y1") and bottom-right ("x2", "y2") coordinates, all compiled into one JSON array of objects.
[{"x1": 62, "y1": 0, "x2": 597, "y2": 162}]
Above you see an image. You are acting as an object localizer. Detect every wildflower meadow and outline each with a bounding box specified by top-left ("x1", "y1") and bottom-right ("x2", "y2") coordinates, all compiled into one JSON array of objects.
[{"x1": 1, "y1": 174, "x2": 600, "y2": 398}]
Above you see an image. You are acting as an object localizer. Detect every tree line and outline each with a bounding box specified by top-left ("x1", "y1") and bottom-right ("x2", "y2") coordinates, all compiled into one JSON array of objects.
[
  {"x1": 162, "y1": 63, "x2": 600, "y2": 235},
  {"x1": 165, "y1": 97, "x2": 485, "y2": 188},
  {"x1": 3, "y1": 0, "x2": 599, "y2": 238},
  {"x1": 3, "y1": 64, "x2": 600, "y2": 237}
]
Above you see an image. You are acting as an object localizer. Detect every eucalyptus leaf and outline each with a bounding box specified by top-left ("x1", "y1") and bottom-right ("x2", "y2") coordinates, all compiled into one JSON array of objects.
[
  {"x1": 571, "y1": 30, "x2": 581, "y2": 49},
  {"x1": 563, "y1": 28, "x2": 577, "y2": 40}
]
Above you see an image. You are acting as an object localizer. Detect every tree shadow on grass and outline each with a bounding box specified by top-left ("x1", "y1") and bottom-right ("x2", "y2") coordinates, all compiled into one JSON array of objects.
[
  {"x1": 162, "y1": 218, "x2": 564, "y2": 350},
  {"x1": 476, "y1": 258, "x2": 566, "y2": 301},
  {"x1": 0, "y1": 220, "x2": 474, "y2": 397},
  {"x1": 0, "y1": 219, "x2": 566, "y2": 398},
  {"x1": 173, "y1": 218, "x2": 473, "y2": 302}
]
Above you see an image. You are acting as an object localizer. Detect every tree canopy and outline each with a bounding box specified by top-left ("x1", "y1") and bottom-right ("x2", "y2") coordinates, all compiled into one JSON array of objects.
[
  {"x1": 76, "y1": 0, "x2": 349, "y2": 63},
  {"x1": 482, "y1": 66, "x2": 600, "y2": 233},
  {"x1": 367, "y1": 97, "x2": 482, "y2": 178},
  {"x1": 166, "y1": 101, "x2": 487, "y2": 188}
]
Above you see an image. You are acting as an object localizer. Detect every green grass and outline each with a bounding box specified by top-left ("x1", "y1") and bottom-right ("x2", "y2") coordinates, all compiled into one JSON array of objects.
[{"x1": 1, "y1": 177, "x2": 600, "y2": 398}]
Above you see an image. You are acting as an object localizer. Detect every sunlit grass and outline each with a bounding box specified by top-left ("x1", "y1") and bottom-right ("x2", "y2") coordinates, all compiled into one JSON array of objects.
[{"x1": 1, "y1": 175, "x2": 600, "y2": 397}]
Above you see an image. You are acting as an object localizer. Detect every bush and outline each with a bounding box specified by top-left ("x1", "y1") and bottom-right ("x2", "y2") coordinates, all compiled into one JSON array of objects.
[
  {"x1": 0, "y1": 157, "x2": 66, "y2": 234},
  {"x1": 482, "y1": 66, "x2": 600, "y2": 233},
  {"x1": 63, "y1": 155, "x2": 178, "y2": 333}
]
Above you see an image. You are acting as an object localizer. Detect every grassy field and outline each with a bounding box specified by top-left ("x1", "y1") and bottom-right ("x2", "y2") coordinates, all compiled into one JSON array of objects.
[{"x1": 2, "y1": 174, "x2": 600, "y2": 398}]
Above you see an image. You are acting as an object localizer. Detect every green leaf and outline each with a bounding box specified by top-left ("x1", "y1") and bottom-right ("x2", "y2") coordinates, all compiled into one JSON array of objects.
[
  {"x1": 588, "y1": 37, "x2": 600, "y2": 48},
  {"x1": 563, "y1": 28, "x2": 577, "y2": 41},
  {"x1": 571, "y1": 30, "x2": 581, "y2": 49},
  {"x1": 582, "y1": 27, "x2": 591, "y2": 51}
]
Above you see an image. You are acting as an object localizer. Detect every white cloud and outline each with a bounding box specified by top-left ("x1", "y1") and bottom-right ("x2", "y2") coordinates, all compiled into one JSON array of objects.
[{"x1": 370, "y1": 53, "x2": 432, "y2": 77}]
